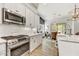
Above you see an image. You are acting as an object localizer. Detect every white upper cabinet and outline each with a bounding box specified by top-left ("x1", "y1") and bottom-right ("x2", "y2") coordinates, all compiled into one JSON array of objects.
[
  {"x1": 4, "y1": 3, "x2": 26, "y2": 17},
  {"x1": 25, "y1": 7, "x2": 32, "y2": 27},
  {"x1": 35, "y1": 14, "x2": 40, "y2": 28},
  {"x1": 16, "y1": 4, "x2": 26, "y2": 17},
  {"x1": 30, "y1": 11, "x2": 35, "y2": 28},
  {"x1": 4, "y1": 3, "x2": 18, "y2": 12},
  {"x1": 26, "y1": 6, "x2": 40, "y2": 28},
  {"x1": 26, "y1": 7, "x2": 35, "y2": 28},
  {"x1": 0, "y1": 3, "x2": 3, "y2": 24}
]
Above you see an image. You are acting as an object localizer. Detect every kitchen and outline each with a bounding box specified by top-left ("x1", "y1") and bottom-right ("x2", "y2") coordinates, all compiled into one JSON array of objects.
[
  {"x1": 0, "y1": 3, "x2": 45, "y2": 56},
  {"x1": 1, "y1": 3, "x2": 79, "y2": 56}
]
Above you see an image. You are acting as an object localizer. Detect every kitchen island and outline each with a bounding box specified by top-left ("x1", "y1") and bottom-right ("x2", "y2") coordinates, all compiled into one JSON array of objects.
[{"x1": 57, "y1": 34, "x2": 79, "y2": 56}]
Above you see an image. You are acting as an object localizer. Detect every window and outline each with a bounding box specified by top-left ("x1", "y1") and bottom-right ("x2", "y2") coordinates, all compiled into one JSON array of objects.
[{"x1": 57, "y1": 23, "x2": 66, "y2": 34}]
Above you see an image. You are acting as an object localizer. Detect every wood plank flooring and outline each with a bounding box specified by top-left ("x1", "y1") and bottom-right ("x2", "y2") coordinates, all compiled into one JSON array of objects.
[{"x1": 30, "y1": 38, "x2": 58, "y2": 56}]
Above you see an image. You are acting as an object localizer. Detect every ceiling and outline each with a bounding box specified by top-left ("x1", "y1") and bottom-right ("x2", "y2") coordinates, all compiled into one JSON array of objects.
[
  {"x1": 37, "y1": 3, "x2": 79, "y2": 24},
  {"x1": 25, "y1": 3, "x2": 79, "y2": 24},
  {"x1": 31, "y1": 3, "x2": 39, "y2": 9}
]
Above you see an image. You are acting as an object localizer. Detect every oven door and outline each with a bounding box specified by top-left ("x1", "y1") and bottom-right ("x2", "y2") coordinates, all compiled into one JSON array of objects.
[{"x1": 10, "y1": 42, "x2": 29, "y2": 56}]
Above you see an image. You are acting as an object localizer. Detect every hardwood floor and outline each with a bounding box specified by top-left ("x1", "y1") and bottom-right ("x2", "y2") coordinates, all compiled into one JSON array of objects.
[{"x1": 30, "y1": 37, "x2": 58, "y2": 56}]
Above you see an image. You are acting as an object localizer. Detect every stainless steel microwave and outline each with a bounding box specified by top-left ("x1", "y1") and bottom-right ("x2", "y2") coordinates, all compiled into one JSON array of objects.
[{"x1": 2, "y1": 8, "x2": 26, "y2": 25}]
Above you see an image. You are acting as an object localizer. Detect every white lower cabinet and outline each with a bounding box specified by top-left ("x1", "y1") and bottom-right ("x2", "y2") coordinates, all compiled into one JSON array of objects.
[
  {"x1": 30, "y1": 37, "x2": 35, "y2": 52},
  {"x1": 30, "y1": 34, "x2": 42, "y2": 52},
  {"x1": 0, "y1": 43, "x2": 6, "y2": 56},
  {"x1": 58, "y1": 37, "x2": 79, "y2": 56}
]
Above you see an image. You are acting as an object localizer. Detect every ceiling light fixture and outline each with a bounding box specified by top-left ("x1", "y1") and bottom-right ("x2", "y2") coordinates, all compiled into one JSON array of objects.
[{"x1": 71, "y1": 4, "x2": 79, "y2": 20}]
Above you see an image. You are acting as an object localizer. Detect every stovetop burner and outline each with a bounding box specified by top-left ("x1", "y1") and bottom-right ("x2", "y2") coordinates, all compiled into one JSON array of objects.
[
  {"x1": 1, "y1": 36, "x2": 16, "y2": 40},
  {"x1": 1, "y1": 35, "x2": 29, "y2": 40}
]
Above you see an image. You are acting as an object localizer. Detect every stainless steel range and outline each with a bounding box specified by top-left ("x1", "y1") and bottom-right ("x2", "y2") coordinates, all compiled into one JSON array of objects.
[{"x1": 1, "y1": 35, "x2": 30, "y2": 56}]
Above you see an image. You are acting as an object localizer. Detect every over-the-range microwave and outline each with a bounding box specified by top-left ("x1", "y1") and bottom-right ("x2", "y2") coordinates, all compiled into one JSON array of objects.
[{"x1": 2, "y1": 8, "x2": 26, "y2": 25}]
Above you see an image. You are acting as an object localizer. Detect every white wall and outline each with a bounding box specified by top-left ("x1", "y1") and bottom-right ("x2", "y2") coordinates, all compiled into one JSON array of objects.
[{"x1": 38, "y1": 3, "x2": 75, "y2": 23}]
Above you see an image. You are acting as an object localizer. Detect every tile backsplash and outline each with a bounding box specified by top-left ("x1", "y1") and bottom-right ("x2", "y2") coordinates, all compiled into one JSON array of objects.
[
  {"x1": 0, "y1": 24, "x2": 27, "y2": 37},
  {"x1": 0, "y1": 24, "x2": 40, "y2": 37}
]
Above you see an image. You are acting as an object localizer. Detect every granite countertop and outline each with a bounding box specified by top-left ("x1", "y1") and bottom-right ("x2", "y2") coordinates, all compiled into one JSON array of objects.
[
  {"x1": 27, "y1": 33, "x2": 44, "y2": 37},
  {"x1": 57, "y1": 34, "x2": 79, "y2": 43},
  {"x1": 0, "y1": 38, "x2": 6, "y2": 44},
  {"x1": 1, "y1": 35, "x2": 28, "y2": 40}
]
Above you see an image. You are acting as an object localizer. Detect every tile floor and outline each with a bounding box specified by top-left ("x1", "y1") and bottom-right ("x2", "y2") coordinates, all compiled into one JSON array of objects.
[{"x1": 30, "y1": 37, "x2": 58, "y2": 56}]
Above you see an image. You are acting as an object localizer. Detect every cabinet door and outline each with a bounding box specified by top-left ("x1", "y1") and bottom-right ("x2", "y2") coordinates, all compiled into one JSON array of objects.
[
  {"x1": 58, "y1": 40, "x2": 79, "y2": 56},
  {"x1": 4, "y1": 3, "x2": 17, "y2": 12},
  {"x1": 30, "y1": 37, "x2": 35, "y2": 52},
  {"x1": 30, "y1": 11, "x2": 35, "y2": 28},
  {"x1": 34, "y1": 36, "x2": 39, "y2": 48},
  {"x1": 30, "y1": 36, "x2": 40, "y2": 52},
  {"x1": 38, "y1": 35, "x2": 42, "y2": 45},
  {"x1": 35, "y1": 35, "x2": 42, "y2": 48},
  {"x1": 26, "y1": 7, "x2": 31, "y2": 27},
  {"x1": 16, "y1": 4, "x2": 26, "y2": 17},
  {"x1": 0, "y1": 43, "x2": 6, "y2": 56},
  {"x1": 0, "y1": 3, "x2": 3, "y2": 24},
  {"x1": 4, "y1": 3, "x2": 25, "y2": 17},
  {"x1": 35, "y1": 14, "x2": 40, "y2": 28}
]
